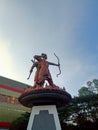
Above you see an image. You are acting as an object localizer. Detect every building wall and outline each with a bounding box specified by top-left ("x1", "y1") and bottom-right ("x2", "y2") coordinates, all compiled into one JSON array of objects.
[{"x1": 0, "y1": 76, "x2": 31, "y2": 128}]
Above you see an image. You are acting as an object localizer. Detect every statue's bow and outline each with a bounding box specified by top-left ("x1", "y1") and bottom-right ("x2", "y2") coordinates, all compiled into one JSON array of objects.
[{"x1": 54, "y1": 53, "x2": 61, "y2": 77}]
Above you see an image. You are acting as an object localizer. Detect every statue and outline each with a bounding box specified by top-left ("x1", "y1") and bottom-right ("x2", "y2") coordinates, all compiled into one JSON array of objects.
[
  {"x1": 19, "y1": 53, "x2": 72, "y2": 130},
  {"x1": 27, "y1": 53, "x2": 60, "y2": 88}
]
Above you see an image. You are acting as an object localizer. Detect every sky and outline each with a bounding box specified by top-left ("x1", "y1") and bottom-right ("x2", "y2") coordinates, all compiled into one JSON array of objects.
[{"x1": 0, "y1": 0, "x2": 98, "y2": 97}]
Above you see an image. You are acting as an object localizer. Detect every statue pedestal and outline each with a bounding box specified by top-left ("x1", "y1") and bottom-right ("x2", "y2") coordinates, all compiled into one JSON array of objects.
[
  {"x1": 27, "y1": 105, "x2": 61, "y2": 130},
  {"x1": 18, "y1": 88, "x2": 72, "y2": 130}
]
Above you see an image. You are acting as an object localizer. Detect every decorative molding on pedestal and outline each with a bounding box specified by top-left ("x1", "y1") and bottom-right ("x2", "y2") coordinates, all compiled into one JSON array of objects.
[
  {"x1": 18, "y1": 89, "x2": 72, "y2": 108},
  {"x1": 27, "y1": 105, "x2": 61, "y2": 130}
]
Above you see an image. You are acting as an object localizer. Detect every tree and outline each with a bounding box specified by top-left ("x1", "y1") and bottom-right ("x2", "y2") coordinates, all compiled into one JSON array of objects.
[
  {"x1": 59, "y1": 94, "x2": 98, "y2": 130},
  {"x1": 93, "y1": 79, "x2": 98, "y2": 93},
  {"x1": 9, "y1": 112, "x2": 30, "y2": 130},
  {"x1": 78, "y1": 86, "x2": 93, "y2": 97},
  {"x1": 86, "y1": 79, "x2": 98, "y2": 94},
  {"x1": 78, "y1": 79, "x2": 98, "y2": 97}
]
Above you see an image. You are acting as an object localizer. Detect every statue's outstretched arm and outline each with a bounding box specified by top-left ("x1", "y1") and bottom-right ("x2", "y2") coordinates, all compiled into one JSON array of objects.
[{"x1": 48, "y1": 62, "x2": 59, "y2": 66}]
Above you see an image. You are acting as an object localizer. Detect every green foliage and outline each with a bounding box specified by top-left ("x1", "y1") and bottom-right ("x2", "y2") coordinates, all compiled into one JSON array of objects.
[
  {"x1": 93, "y1": 79, "x2": 98, "y2": 93},
  {"x1": 59, "y1": 93, "x2": 98, "y2": 130},
  {"x1": 78, "y1": 79, "x2": 98, "y2": 97},
  {"x1": 9, "y1": 112, "x2": 30, "y2": 130},
  {"x1": 78, "y1": 86, "x2": 93, "y2": 96}
]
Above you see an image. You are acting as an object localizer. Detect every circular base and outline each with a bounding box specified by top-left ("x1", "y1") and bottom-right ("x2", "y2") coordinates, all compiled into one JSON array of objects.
[{"x1": 18, "y1": 89, "x2": 72, "y2": 108}]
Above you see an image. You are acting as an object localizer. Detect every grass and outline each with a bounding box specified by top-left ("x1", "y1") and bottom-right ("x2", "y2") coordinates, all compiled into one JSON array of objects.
[{"x1": 0, "y1": 102, "x2": 30, "y2": 122}]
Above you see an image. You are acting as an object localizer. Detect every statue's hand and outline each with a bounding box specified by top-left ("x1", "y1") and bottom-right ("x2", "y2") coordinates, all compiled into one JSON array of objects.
[
  {"x1": 58, "y1": 63, "x2": 60, "y2": 66},
  {"x1": 30, "y1": 69, "x2": 33, "y2": 73}
]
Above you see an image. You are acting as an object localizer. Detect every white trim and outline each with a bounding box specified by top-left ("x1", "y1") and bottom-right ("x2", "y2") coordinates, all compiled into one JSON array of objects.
[{"x1": 27, "y1": 105, "x2": 61, "y2": 130}]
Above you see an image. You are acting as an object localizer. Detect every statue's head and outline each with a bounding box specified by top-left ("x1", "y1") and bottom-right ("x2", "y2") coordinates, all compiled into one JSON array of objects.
[{"x1": 41, "y1": 53, "x2": 47, "y2": 59}]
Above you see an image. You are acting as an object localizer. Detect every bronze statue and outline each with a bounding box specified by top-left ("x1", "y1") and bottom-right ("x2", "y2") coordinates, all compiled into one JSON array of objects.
[{"x1": 27, "y1": 53, "x2": 60, "y2": 88}]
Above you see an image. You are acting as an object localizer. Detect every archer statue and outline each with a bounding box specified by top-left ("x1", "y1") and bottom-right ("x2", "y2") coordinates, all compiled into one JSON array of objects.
[{"x1": 27, "y1": 53, "x2": 61, "y2": 88}]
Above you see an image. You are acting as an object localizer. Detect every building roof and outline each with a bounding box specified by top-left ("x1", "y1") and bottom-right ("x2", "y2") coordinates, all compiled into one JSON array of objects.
[{"x1": 0, "y1": 76, "x2": 29, "y2": 90}]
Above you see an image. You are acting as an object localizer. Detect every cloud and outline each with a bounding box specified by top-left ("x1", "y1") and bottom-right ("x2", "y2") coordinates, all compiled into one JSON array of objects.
[
  {"x1": 0, "y1": 37, "x2": 13, "y2": 76},
  {"x1": 0, "y1": 37, "x2": 12, "y2": 67},
  {"x1": 0, "y1": 36, "x2": 28, "y2": 83}
]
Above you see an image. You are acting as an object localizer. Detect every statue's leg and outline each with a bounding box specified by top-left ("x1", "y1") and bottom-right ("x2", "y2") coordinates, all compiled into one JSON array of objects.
[
  {"x1": 36, "y1": 80, "x2": 44, "y2": 87},
  {"x1": 47, "y1": 78, "x2": 54, "y2": 86}
]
